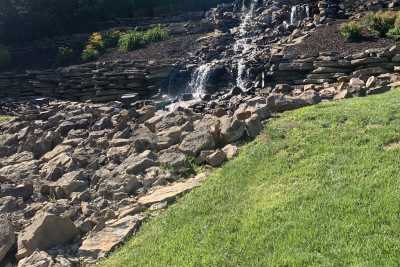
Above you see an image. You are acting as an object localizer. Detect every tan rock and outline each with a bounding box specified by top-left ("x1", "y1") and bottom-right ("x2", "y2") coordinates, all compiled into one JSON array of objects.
[
  {"x1": 79, "y1": 214, "x2": 145, "y2": 259},
  {"x1": 138, "y1": 176, "x2": 203, "y2": 206}
]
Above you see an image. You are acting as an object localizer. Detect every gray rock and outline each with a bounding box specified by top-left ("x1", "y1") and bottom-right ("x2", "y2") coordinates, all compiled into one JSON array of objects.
[
  {"x1": 245, "y1": 114, "x2": 263, "y2": 138},
  {"x1": 179, "y1": 130, "x2": 216, "y2": 156},
  {"x1": 17, "y1": 212, "x2": 79, "y2": 259},
  {"x1": 0, "y1": 218, "x2": 15, "y2": 263},
  {"x1": 206, "y1": 150, "x2": 227, "y2": 167},
  {"x1": 17, "y1": 251, "x2": 54, "y2": 267},
  {"x1": 125, "y1": 150, "x2": 158, "y2": 175},
  {"x1": 219, "y1": 116, "x2": 246, "y2": 144}
]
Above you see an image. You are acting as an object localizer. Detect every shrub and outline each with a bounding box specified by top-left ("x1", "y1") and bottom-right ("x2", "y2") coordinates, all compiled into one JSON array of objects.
[
  {"x1": 118, "y1": 26, "x2": 169, "y2": 52},
  {"x1": 388, "y1": 27, "x2": 400, "y2": 40},
  {"x1": 87, "y1": 32, "x2": 105, "y2": 52},
  {"x1": 81, "y1": 47, "x2": 99, "y2": 62},
  {"x1": 364, "y1": 11, "x2": 397, "y2": 37},
  {"x1": 143, "y1": 25, "x2": 169, "y2": 43},
  {"x1": 0, "y1": 45, "x2": 11, "y2": 68},
  {"x1": 56, "y1": 46, "x2": 74, "y2": 65},
  {"x1": 103, "y1": 30, "x2": 122, "y2": 48},
  {"x1": 340, "y1": 21, "x2": 363, "y2": 41},
  {"x1": 118, "y1": 31, "x2": 145, "y2": 52}
]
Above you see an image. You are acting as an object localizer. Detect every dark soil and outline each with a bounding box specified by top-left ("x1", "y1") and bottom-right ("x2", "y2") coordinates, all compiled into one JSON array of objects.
[
  {"x1": 99, "y1": 33, "x2": 202, "y2": 63},
  {"x1": 285, "y1": 21, "x2": 396, "y2": 57}
]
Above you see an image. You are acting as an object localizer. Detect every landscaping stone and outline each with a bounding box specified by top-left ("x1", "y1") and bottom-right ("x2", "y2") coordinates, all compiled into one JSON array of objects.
[
  {"x1": 17, "y1": 212, "x2": 79, "y2": 259},
  {"x1": 0, "y1": 218, "x2": 15, "y2": 263}
]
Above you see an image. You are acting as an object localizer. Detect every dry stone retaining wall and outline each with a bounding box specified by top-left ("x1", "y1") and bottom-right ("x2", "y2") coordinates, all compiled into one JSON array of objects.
[{"x1": 0, "y1": 60, "x2": 174, "y2": 102}]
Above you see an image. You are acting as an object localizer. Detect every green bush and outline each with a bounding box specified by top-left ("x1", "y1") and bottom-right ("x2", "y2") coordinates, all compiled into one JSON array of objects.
[
  {"x1": 388, "y1": 27, "x2": 400, "y2": 40},
  {"x1": 118, "y1": 26, "x2": 169, "y2": 52},
  {"x1": 143, "y1": 25, "x2": 169, "y2": 43},
  {"x1": 0, "y1": 45, "x2": 11, "y2": 68},
  {"x1": 340, "y1": 21, "x2": 363, "y2": 41},
  {"x1": 56, "y1": 46, "x2": 74, "y2": 65},
  {"x1": 118, "y1": 31, "x2": 145, "y2": 52},
  {"x1": 81, "y1": 47, "x2": 99, "y2": 62},
  {"x1": 364, "y1": 11, "x2": 397, "y2": 37}
]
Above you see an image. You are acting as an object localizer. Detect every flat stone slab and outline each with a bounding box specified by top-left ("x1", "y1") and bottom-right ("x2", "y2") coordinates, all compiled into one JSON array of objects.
[
  {"x1": 138, "y1": 174, "x2": 206, "y2": 206},
  {"x1": 79, "y1": 214, "x2": 144, "y2": 259}
]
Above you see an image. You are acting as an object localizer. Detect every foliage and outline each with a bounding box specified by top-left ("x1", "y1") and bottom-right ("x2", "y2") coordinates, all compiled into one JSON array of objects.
[
  {"x1": 100, "y1": 89, "x2": 400, "y2": 266},
  {"x1": 387, "y1": 27, "x2": 400, "y2": 40},
  {"x1": 81, "y1": 47, "x2": 100, "y2": 62},
  {"x1": 143, "y1": 25, "x2": 169, "y2": 43},
  {"x1": 340, "y1": 21, "x2": 363, "y2": 41},
  {"x1": 103, "y1": 31, "x2": 122, "y2": 48},
  {"x1": 364, "y1": 11, "x2": 397, "y2": 37},
  {"x1": 118, "y1": 31, "x2": 145, "y2": 52},
  {"x1": 0, "y1": 45, "x2": 11, "y2": 69},
  {"x1": 56, "y1": 46, "x2": 74, "y2": 65},
  {"x1": 118, "y1": 26, "x2": 169, "y2": 52}
]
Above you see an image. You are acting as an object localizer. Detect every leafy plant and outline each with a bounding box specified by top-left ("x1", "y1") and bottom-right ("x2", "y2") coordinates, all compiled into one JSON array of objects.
[
  {"x1": 340, "y1": 21, "x2": 363, "y2": 42},
  {"x1": 118, "y1": 26, "x2": 169, "y2": 52},
  {"x1": 387, "y1": 27, "x2": 400, "y2": 40},
  {"x1": 88, "y1": 32, "x2": 105, "y2": 52},
  {"x1": 0, "y1": 45, "x2": 11, "y2": 69},
  {"x1": 56, "y1": 46, "x2": 74, "y2": 65},
  {"x1": 118, "y1": 31, "x2": 145, "y2": 52},
  {"x1": 143, "y1": 25, "x2": 169, "y2": 43},
  {"x1": 364, "y1": 11, "x2": 396, "y2": 37}
]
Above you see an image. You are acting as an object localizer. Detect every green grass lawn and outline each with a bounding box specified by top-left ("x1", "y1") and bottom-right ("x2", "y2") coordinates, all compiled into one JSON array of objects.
[{"x1": 100, "y1": 89, "x2": 400, "y2": 267}]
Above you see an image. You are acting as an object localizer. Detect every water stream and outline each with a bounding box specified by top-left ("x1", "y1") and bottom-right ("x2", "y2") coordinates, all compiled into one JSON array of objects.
[{"x1": 234, "y1": 0, "x2": 258, "y2": 90}]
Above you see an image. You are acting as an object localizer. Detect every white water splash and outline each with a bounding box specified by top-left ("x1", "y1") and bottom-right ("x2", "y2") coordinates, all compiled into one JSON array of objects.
[
  {"x1": 188, "y1": 63, "x2": 213, "y2": 99},
  {"x1": 234, "y1": 0, "x2": 258, "y2": 90},
  {"x1": 290, "y1": 4, "x2": 310, "y2": 26}
]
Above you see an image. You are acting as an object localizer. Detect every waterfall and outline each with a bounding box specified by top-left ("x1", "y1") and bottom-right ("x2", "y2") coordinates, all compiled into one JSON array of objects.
[
  {"x1": 234, "y1": 0, "x2": 258, "y2": 90},
  {"x1": 290, "y1": 4, "x2": 310, "y2": 26},
  {"x1": 188, "y1": 63, "x2": 213, "y2": 99},
  {"x1": 186, "y1": 0, "x2": 259, "y2": 97}
]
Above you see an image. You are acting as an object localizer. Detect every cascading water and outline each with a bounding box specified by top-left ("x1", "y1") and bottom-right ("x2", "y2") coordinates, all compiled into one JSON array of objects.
[
  {"x1": 188, "y1": 63, "x2": 213, "y2": 99},
  {"x1": 290, "y1": 4, "x2": 310, "y2": 26},
  {"x1": 234, "y1": 0, "x2": 258, "y2": 90}
]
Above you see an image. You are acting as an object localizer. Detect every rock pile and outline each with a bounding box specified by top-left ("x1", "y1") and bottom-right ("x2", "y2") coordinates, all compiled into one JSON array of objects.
[{"x1": 0, "y1": 92, "x2": 270, "y2": 265}]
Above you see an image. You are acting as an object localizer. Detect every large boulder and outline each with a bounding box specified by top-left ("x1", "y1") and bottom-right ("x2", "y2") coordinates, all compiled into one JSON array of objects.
[
  {"x1": 17, "y1": 212, "x2": 79, "y2": 259},
  {"x1": 0, "y1": 218, "x2": 15, "y2": 263},
  {"x1": 179, "y1": 130, "x2": 216, "y2": 156},
  {"x1": 219, "y1": 116, "x2": 246, "y2": 144}
]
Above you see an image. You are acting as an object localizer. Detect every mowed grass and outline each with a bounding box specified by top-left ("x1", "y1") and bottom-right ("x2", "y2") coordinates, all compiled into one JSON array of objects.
[{"x1": 100, "y1": 89, "x2": 400, "y2": 267}]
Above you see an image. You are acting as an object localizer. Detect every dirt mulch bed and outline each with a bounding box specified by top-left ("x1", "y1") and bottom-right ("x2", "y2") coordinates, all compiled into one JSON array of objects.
[
  {"x1": 284, "y1": 21, "x2": 396, "y2": 57},
  {"x1": 99, "y1": 33, "x2": 203, "y2": 63}
]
